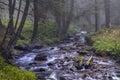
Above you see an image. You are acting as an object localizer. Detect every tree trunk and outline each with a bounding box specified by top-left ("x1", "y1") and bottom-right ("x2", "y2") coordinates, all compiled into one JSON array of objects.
[
  {"x1": 104, "y1": 0, "x2": 111, "y2": 28},
  {"x1": 31, "y1": 0, "x2": 39, "y2": 43},
  {"x1": 64, "y1": 0, "x2": 74, "y2": 34},
  {"x1": 0, "y1": 18, "x2": 2, "y2": 26},
  {"x1": 8, "y1": 0, "x2": 16, "y2": 35},
  {"x1": 0, "y1": 0, "x2": 16, "y2": 48},
  {"x1": 7, "y1": 0, "x2": 30, "y2": 49},
  {"x1": 55, "y1": 0, "x2": 74, "y2": 39},
  {"x1": 95, "y1": 0, "x2": 99, "y2": 32},
  {"x1": 15, "y1": 0, "x2": 22, "y2": 30}
]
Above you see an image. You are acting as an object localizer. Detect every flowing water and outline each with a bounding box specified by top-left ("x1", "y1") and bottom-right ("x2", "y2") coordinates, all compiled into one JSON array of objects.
[{"x1": 12, "y1": 31, "x2": 120, "y2": 80}]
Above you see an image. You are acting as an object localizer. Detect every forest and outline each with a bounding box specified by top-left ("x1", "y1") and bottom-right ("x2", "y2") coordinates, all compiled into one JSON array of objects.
[{"x1": 0, "y1": 0, "x2": 120, "y2": 80}]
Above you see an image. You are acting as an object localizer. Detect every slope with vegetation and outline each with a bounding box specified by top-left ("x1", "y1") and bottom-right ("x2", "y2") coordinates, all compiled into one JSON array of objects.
[
  {"x1": 0, "y1": 55, "x2": 37, "y2": 80},
  {"x1": 86, "y1": 28, "x2": 120, "y2": 61}
]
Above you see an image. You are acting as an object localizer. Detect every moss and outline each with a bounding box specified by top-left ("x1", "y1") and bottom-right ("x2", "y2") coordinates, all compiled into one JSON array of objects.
[
  {"x1": 0, "y1": 55, "x2": 37, "y2": 80},
  {"x1": 0, "y1": 56, "x2": 5, "y2": 67},
  {"x1": 0, "y1": 66, "x2": 37, "y2": 80}
]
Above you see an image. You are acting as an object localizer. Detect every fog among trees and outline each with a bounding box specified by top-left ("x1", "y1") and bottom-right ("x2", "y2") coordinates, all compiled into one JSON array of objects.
[{"x1": 0, "y1": 0, "x2": 120, "y2": 80}]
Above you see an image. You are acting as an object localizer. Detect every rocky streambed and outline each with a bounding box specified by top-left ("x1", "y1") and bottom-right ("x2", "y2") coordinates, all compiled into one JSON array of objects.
[{"x1": 12, "y1": 31, "x2": 120, "y2": 80}]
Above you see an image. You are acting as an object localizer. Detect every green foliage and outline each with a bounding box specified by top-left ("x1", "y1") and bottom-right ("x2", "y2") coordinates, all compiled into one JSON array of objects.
[
  {"x1": 0, "y1": 56, "x2": 37, "y2": 80},
  {"x1": 0, "y1": 56, "x2": 5, "y2": 67},
  {"x1": 85, "y1": 29, "x2": 106, "y2": 45},
  {"x1": 2, "y1": 19, "x2": 8, "y2": 27},
  {"x1": 17, "y1": 21, "x2": 59, "y2": 45},
  {"x1": 68, "y1": 25, "x2": 78, "y2": 35},
  {"x1": 0, "y1": 66, "x2": 37, "y2": 80},
  {"x1": 38, "y1": 22, "x2": 59, "y2": 44},
  {"x1": 1, "y1": 19, "x2": 59, "y2": 45},
  {"x1": 89, "y1": 28, "x2": 120, "y2": 57},
  {"x1": 2, "y1": 19, "x2": 32, "y2": 28}
]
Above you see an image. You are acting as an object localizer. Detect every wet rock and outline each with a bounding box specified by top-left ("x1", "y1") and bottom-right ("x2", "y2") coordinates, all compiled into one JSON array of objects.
[
  {"x1": 60, "y1": 77, "x2": 66, "y2": 80},
  {"x1": 14, "y1": 44, "x2": 30, "y2": 51},
  {"x1": 81, "y1": 73, "x2": 87, "y2": 79},
  {"x1": 32, "y1": 44, "x2": 43, "y2": 49},
  {"x1": 34, "y1": 54, "x2": 47, "y2": 61},
  {"x1": 47, "y1": 63, "x2": 54, "y2": 66},
  {"x1": 50, "y1": 47, "x2": 54, "y2": 50},
  {"x1": 77, "y1": 50, "x2": 89, "y2": 55},
  {"x1": 116, "y1": 71, "x2": 120, "y2": 77},
  {"x1": 33, "y1": 68, "x2": 46, "y2": 72},
  {"x1": 39, "y1": 68, "x2": 46, "y2": 72},
  {"x1": 73, "y1": 43, "x2": 85, "y2": 47},
  {"x1": 96, "y1": 74, "x2": 103, "y2": 79},
  {"x1": 70, "y1": 66, "x2": 77, "y2": 71},
  {"x1": 48, "y1": 72, "x2": 57, "y2": 80},
  {"x1": 29, "y1": 62, "x2": 37, "y2": 66},
  {"x1": 37, "y1": 72, "x2": 51, "y2": 80},
  {"x1": 60, "y1": 47, "x2": 70, "y2": 51},
  {"x1": 108, "y1": 76, "x2": 113, "y2": 80}
]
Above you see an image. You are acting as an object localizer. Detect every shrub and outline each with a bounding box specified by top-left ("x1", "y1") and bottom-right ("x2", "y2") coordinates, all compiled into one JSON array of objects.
[{"x1": 87, "y1": 28, "x2": 120, "y2": 57}]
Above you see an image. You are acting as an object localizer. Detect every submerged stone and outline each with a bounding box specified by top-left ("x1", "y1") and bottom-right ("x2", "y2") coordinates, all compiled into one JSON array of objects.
[{"x1": 34, "y1": 54, "x2": 47, "y2": 61}]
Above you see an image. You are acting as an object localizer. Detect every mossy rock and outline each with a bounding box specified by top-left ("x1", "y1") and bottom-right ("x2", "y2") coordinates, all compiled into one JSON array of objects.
[{"x1": 0, "y1": 66, "x2": 37, "y2": 80}]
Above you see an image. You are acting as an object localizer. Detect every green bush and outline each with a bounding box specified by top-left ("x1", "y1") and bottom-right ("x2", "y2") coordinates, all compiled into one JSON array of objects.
[{"x1": 89, "y1": 28, "x2": 120, "y2": 57}]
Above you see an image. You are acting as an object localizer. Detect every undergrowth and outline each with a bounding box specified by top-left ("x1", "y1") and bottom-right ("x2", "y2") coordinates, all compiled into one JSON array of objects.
[
  {"x1": 86, "y1": 28, "x2": 120, "y2": 57},
  {"x1": 1, "y1": 19, "x2": 59, "y2": 45}
]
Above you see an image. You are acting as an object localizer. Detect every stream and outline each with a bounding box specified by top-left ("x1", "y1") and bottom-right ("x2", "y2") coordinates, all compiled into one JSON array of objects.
[{"x1": 12, "y1": 31, "x2": 120, "y2": 80}]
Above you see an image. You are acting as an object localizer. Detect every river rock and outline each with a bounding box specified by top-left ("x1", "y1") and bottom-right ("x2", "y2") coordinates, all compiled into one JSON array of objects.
[
  {"x1": 77, "y1": 50, "x2": 89, "y2": 55},
  {"x1": 70, "y1": 66, "x2": 77, "y2": 71},
  {"x1": 32, "y1": 44, "x2": 43, "y2": 49},
  {"x1": 60, "y1": 77, "x2": 66, "y2": 80},
  {"x1": 34, "y1": 54, "x2": 47, "y2": 61},
  {"x1": 73, "y1": 43, "x2": 85, "y2": 47},
  {"x1": 33, "y1": 68, "x2": 46, "y2": 72},
  {"x1": 47, "y1": 63, "x2": 54, "y2": 66},
  {"x1": 14, "y1": 44, "x2": 30, "y2": 51}
]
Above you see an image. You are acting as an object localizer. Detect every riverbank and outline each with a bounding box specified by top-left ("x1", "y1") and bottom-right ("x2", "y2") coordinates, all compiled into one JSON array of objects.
[
  {"x1": 86, "y1": 28, "x2": 120, "y2": 62},
  {"x1": 12, "y1": 31, "x2": 120, "y2": 80}
]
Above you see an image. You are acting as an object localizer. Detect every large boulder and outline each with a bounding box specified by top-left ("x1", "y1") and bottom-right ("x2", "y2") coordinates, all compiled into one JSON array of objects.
[
  {"x1": 14, "y1": 44, "x2": 30, "y2": 51},
  {"x1": 34, "y1": 53, "x2": 47, "y2": 61}
]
